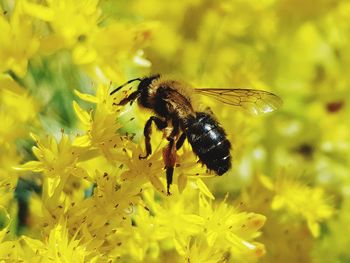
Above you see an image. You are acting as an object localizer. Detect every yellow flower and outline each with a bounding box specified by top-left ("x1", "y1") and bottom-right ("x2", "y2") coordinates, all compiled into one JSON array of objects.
[
  {"x1": 0, "y1": 75, "x2": 39, "y2": 142},
  {"x1": 17, "y1": 133, "x2": 87, "y2": 178},
  {"x1": 142, "y1": 188, "x2": 205, "y2": 255},
  {"x1": 184, "y1": 237, "x2": 230, "y2": 263},
  {"x1": 198, "y1": 195, "x2": 266, "y2": 262},
  {"x1": 0, "y1": 240, "x2": 23, "y2": 262},
  {"x1": 114, "y1": 202, "x2": 160, "y2": 261},
  {"x1": 22, "y1": 0, "x2": 153, "y2": 80},
  {"x1": 72, "y1": 22, "x2": 155, "y2": 80},
  {"x1": 73, "y1": 84, "x2": 125, "y2": 160},
  {"x1": 15, "y1": 133, "x2": 90, "y2": 209},
  {"x1": 0, "y1": 74, "x2": 40, "y2": 191},
  {"x1": 0, "y1": 4, "x2": 40, "y2": 76},
  {"x1": 22, "y1": 0, "x2": 100, "y2": 52},
  {"x1": 0, "y1": 206, "x2": 11, "y2": 241},
  {"x1": 0, "y1": 146, "x2": 21, "y2": 191},
  {"x1": 0, "y1": 207, "x2": 25, "y2": 261},
  {"x1": 261, "y1": 175, "x2": 334, "y2": 237},
  {"x1": 58, "y1": 171, "x2": 141, "y2": 254},
  {"x1": 120, "y1": 142, "x2": 167, "y2": 194},
  {"x1": 22, "y1": 220, "x2": 97, "y2": 262}
]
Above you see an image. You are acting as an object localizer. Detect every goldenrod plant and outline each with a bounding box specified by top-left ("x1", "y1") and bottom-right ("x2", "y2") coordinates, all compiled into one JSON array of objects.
[{"x1": 0, "y1": 0, "x2": 348, "y2": 262}]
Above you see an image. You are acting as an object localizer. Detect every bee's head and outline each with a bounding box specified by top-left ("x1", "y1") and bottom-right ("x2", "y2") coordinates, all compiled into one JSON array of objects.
[
  {"x1": 109, "y1": 74, "x2": 161, "y2": 96},
  {"x1": 137, "y1": 74, "x2": 160, "y2": 92}
]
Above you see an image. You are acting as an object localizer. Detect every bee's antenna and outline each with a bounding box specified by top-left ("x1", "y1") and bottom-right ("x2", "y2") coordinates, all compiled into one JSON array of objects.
[{"x1": 109, "y1": 78, "x2": 142, "y2": 95}]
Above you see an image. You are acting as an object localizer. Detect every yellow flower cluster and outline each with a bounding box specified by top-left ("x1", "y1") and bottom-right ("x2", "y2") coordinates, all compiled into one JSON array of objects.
[
  {"x1": 12, "y1": 84, "x2": 265, "y2": 262},
  {"x1": 0, "y1": 74, "x2": 39, "y2": 206},
  {"x1": 1, "y1": 0, "x2": 350, "y2": 262},
  {"x1": 1, "y1": 0, "x2": 153, "y2": 80}
]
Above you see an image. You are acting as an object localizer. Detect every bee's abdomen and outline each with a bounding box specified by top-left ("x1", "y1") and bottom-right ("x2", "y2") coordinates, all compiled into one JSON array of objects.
[{"x1": 185, "y1": 112, "x2": 231, "y2": 175}]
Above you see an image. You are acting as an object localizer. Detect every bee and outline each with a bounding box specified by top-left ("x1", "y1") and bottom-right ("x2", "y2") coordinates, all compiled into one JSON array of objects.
[{"x1": 110, "y1": 74, "x2": 282, "y2": 194}]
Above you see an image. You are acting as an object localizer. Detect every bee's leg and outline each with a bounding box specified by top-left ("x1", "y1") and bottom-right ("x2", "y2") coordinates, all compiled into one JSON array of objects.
[
  {"x1": 167, "y1": 119, "x2": 180, "y2": 147},
  {"x1": 139, "y1": 116, "x2": 167, "y2": 159},
  {"x1": 163, "y1": 119, "x2": 182, "y2": 195},
  {"x1": 114, "y1": 91, "x2": 139, "y2": 106},
  {"x1": 163, "y1": 142, "x2": 177, "y2": 195},
  {"x1": 166, "y1": 167, "x2": 174, "y2": 195},
  {"x1": 176, "y1": 133, "x2": 187, "y2": 150}
]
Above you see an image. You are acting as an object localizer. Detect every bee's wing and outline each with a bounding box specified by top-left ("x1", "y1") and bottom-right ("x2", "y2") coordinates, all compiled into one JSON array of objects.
[{"x1": 194, "y1": 88, "x2": 282, "y2": 115}]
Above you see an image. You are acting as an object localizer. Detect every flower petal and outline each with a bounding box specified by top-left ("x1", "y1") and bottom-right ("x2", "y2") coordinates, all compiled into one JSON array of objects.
[
  {"x1": 73, "y1": 101, "x2": 91, "y2": 126},
  {"x1": 74, "y1": 90, "x2": 99, "y2": 104},
  {"x1": 14, "y1": 161, "x2": 43, "y2": 172},
  {"x1": 196, "y1": 179, "x2": 215, "y2": 200}
]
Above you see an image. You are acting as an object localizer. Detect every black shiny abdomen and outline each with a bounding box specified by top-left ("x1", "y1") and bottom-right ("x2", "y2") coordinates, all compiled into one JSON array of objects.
[{"x1": 185, "y1": 112, "x2": 231, "y2": 175}]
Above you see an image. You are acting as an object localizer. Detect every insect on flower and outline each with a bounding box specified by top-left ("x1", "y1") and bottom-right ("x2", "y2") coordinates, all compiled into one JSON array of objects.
[{"x1": 110, "y1": 74, "x2": 282, "y2": 194}]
